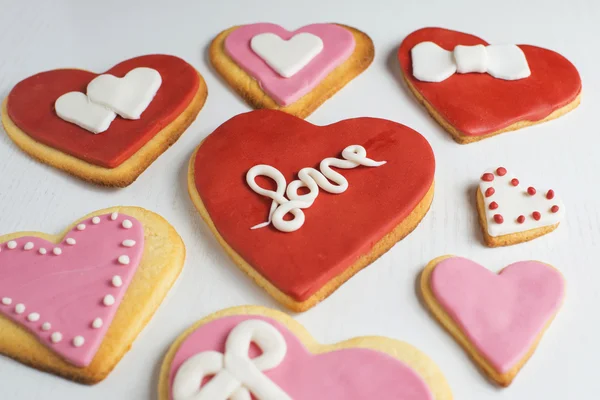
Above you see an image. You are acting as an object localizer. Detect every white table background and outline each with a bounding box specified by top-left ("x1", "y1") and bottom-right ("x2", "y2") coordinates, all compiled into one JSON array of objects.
[{"x1": 0, "y1": 0, "x2": 598, "y2": 398}]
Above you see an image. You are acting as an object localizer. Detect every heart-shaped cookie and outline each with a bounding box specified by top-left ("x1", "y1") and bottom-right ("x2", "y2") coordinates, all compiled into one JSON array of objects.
[
  {"x1": 420, "y1": 256, "x2": 565, "y2": 386},
  {"x1": 210, "y1": 23, "x2": 374, "y2": 118},
  {"x1": 189, "y1": 110, "x2": 435, "y2": 311},
  {"x1": 398, "y1": 28, "x2": 581, "y2": 143},
  {"x1": 158, "y1": 306, "x2": 452, "y2": 400},
  {"x1": 0, "y1": 206, "x2": 185, "y2": 383},
  {"x1": 2, "y1": 55, "x2": 208, "y2": 186},
  {"x1": 476, "y1": 166, "x2": 565, "y2": 247}
]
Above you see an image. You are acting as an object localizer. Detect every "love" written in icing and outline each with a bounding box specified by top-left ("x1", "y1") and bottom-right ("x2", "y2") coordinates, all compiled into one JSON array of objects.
[{"x1": 246, "y1": 145, "x2": 386, "y2": 233}]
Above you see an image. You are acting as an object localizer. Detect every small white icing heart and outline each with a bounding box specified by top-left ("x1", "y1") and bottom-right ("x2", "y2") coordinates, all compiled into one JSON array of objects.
[
  {"x1": 250, "y1": 32, "x2": 324, "y2": 78},
  {"x1": 87, "y1": 67, "x2": 162, "y2": 120},
  {"x1": 55, "y1": 92, "x2": 116, "y2": 134}
]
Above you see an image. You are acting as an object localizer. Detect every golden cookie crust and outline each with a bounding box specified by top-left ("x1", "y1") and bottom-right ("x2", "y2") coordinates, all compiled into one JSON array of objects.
[
  {"x1": 157, "y1": 305, "x2": 453, "y2": 400},
  {"x1": 0, "y1": 206, "x2": 186, "y2": 384},
  {"x1": 187, "y1": 145, "x2": 434, "y2": 312},
  {"x1": 1, "y1": 73, "x2": 207, "y2": 187},
  {"x1": 420, "y1": 255, "x2": 564, "y2": 386},
  {"x1": 210, "y1": 24, "x2": 374, "y2": 119}
]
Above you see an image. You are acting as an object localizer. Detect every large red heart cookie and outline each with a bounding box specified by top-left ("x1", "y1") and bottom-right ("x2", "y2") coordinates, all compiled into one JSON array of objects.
[
  {"x1": 189, "y1": 110, "x2": 435, "y2": 311},
  {"x1": 421, "y1": 256, "x2": 565, "y2": 386},
  {"x1": 2, "y1": 55, "x2": 207, "y2": 186},
  {"x1": 398, "y1": 28, "x2": 581, "y2": 143},
  {"x1": 0, "y1": 206, "x2": 185, "y2": 383},
  {"x1": 158, "y1": 306, "x2": 452, "y2": 400}
]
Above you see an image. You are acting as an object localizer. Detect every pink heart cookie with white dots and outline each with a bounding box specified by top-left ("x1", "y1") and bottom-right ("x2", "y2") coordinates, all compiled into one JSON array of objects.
[
  {"x1": 0, "y1": 207, "x2": 185, "y2": 384},
  {"x1": 476, "y1": 166, "x2": 565, "y2": 247}
]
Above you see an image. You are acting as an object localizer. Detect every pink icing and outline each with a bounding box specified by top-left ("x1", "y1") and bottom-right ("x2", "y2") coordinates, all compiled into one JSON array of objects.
[
  {"x1": 168, "y1": 315, "x2": 433, "y2": 400},
  {"x1": 224, "y1": 23, "x2": 355, "y2": 106},
  {"x1": 430, "y1": 257, "x2": 565, "y2": 373},
  {"x1": 0, "y1": 213, "x2": 144, "y2": 367}
]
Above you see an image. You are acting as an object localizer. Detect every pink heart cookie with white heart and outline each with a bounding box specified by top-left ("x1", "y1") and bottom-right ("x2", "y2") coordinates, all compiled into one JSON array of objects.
[
  {"x1": 158, "y1": 306, "x2": 453, "y2": 400},
  {"x1": 0, "y1": 207, "x2": 185, "y2": 383},
  {"x1": 476, "y1": 166, "x2": 565, "y2": 247},
  {"x1": 421, "y1": 256, "x2": 565, "y2": 386},
  {"x1": 210, "y1": 23, "x2": 374, "y2": 118}
]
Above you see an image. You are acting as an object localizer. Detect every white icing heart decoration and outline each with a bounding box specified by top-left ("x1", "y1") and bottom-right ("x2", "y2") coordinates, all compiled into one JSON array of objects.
[
  {"x1": 55, "y1": 92, "x2": 116, "y2": 134},
  {"x1": 54, "y1": 67, "x2": 162, "y2": 134},
  {"x1": 250, "y1": 32, "x2": 324, "y2": 78},
  {"x1": 479, "y1": 167, "x2": 565, "y2": 237}
]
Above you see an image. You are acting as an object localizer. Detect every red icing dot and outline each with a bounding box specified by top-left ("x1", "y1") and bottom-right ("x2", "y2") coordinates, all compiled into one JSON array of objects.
[
  {"x1": 511, "y1": 178, "x2": 519, "y2": 186},
  {"x1": 532, "y1": 211, "x2": 541, "y2": 220},
  {"x1": 527, "y1": 187, "x2": 537, "y2": 195},
  {"x1": 485, "y1": 187, "x2": 495, "y2": 197},
  {"x1": 517, "y1": 215, "x2": 525, "y2": 224},
  {"x1": 546, "y1": 190, "x2": 555, "y2": 200},
  {"x1": 481, "y1": 173, "x2": 494, "y2": 182},
  {"x1": 496, "y1": 167, "x2": 507, "y2": 176},
  {"x1": 489, "y1": 201, "x2": 498, "y2": 210},
  {"x1": 493, "y1": 214, "x2": 504, "y2": 224},
  {"x1": 551, "y1": 205, "x2": 559, "y2": 213}
]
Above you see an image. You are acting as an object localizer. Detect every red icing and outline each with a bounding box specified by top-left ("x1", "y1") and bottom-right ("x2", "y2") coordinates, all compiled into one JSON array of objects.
[
  {"x1": 398, "y1": 28, "x2": 581, "y2": 137},
  {"x1": 511, "y1": 178, "x2": 520, "y2": 186},
  {"x1": 496, "y1": 167, "x2": 507, "y2": 176},
  {"x1": 193, "y1": 110, "x2": 435, "y2": 302},
  {"x1": 481, "y1": 173, "x2": 494, "y2": 182},
  {"x1": 532, "y1": 211, "x2": 541, "y2": 221},
  {"x1": 547, "y1": 190, "x2": 555, "y2": 200},
  {"x1": 528, "y1": 187, "x2": 537, "y2": 195},
  {"x1": 489, "y1": 201, "x2": 498, "y2": 210},
  {"x1": 494, "y1": 214, "x2": 504, "y2": 224},
  {"x1": 7, "y1": 55, "x2": 200, "y2": 168},
  {"x1": 485, "y1": 187, "x2": 495, "y2": 197},
  {"x1": 551, "y1": 205, "x2": 559, "y2": 213},
  {"x1": 517, "y1": 215, "x2": 526, "y2": 224}
]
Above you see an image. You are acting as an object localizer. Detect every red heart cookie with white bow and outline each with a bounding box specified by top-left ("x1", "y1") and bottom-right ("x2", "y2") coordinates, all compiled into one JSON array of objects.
[
  {"x1": 210, "y1": 23, "x2": 374, "y2": 118},
  {"x1": 0, "y1": 207, "x2": 185, "y2": 383},
  {"x1": 398, "y1": 27, "x2": 581, "y2": 143},
  {"x1": 2, "y1": 55, "x2": 207, "y2": 187},
  {"x1": 188, "y1": 110, "x2": 435, "y2": 311},
  {"x1": 158, "y1": 306, "x2": 452, "y2": 400},
  {"x1": 421, "y1": 256, "x2": 565, "y2": 386}
]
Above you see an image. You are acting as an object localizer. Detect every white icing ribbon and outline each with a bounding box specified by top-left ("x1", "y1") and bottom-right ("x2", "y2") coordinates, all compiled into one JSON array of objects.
[
  {"x1": 172, "y1": 320, "x2": 291, "y2": 400},
  {"x1": 246, "y1": 145, "x2": 386, "y2": 233},
  {"x1": 55, "y1": 67, "x2": 162, "y2": 134},
  {"x1": 411, "y1": 42, "x2": 531, "y2": 83}
]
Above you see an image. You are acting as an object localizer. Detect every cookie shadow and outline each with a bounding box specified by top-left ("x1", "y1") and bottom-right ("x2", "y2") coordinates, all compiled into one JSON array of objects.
[{"x1": 466, "y1": 184, "x2": 486, "y2": 247}]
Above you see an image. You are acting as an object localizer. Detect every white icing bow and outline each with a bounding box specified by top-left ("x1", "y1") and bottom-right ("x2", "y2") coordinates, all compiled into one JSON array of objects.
[
  {"x1": 246, "y1": 145, "x2": 386, "y2": 233},
  {"x1": 411, "y1": 42, "x2": 531, "y2": 82},
  {"x1": 172, "y1": 320, "x2": 291, "y2": 400}
]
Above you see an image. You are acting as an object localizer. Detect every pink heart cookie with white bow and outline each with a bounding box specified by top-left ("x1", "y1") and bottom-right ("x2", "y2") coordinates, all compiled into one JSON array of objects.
[
  {"x1": 210, "y1": 23, "x2": 374, "y2": 118},
  {"x1": 476, "y1": 166, "x2": 565, "y2": 247},
  {"x1": 158, "y1": 306, "x2": 452, "y2": 400},
  {"x1": 0, "y1": 207, "x2": 185, "y2": 383},
  {"x1": 421, "y1": 256, "x2": 565, "y2": 386}
]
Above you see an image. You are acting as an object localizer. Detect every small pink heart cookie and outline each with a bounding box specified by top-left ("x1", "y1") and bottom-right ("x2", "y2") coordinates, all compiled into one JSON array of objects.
[
  {"x1": 421, "y1": 256, "x2": 565, "y2": 386},
  {"x1": 476, "y1": 166, "x2": 565, "y2": 247},
  {"x1": 0, "y1": 207, "x2": 185, "y2": 383},
  {"x1": 210, "y1": 23, "x2": 374, "y2": 118},
  {"x1": 158, "y1": 306, "x2": 453, "y2": 400}
]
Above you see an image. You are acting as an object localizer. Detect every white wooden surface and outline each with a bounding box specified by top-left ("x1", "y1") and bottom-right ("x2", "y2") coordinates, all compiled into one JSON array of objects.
[{"x1": 0, "y1": 0, "x2": 598, "y2": 398}]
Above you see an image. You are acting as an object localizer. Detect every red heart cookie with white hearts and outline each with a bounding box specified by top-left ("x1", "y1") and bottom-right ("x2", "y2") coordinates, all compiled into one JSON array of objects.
[
  {"x1": 421, "y1": 256, "x2": 565, "y2": 386},
  {"x1": 188, "y1": 110, "x2": 435, "y2": 311},
  {"x1": 158, "y1": 306, "x2": 452, "y2": 400},
  {"x1": 398, "y1": 27, "x2": 581, "y2": 143},
  {"x1": 476, "y1": 166, "x2": 565, "y2": 247},
  {"x1": 2, "y1": 55, "x2": 207, "y2": 187},
  {"x1": 0, "y1": 207, "x2": 185, "y2": 383}
]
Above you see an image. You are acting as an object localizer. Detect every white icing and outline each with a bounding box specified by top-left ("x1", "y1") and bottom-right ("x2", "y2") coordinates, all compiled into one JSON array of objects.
[
  {"x1": 172, "y1": 319, "x2": 290, "y2": 400},
  {"x1": 250, "y1": 32, "x2": 324, "y2": 78},
  {"x1": 92, "y1": 216, "x2": 101, "y2": 225},
  {"x1": 51, "y1": 332, "x2": 63, "y2": 343},
  {"x1": 53, "y1": 248, "x2": 62, "y2": 256},
  {"x1": 122, "y1": 239, "x2": 136, "y2": 247},
  {"x1": 23, "y1": 242, "x2": 34, "y2": 251},
  {"x1": 27, "y1": 312, "x2": 40, "y2": 322},
  {"x1": 411, "y1": 42, "x2": 531, "y2": 82},
  {"x1": 479, "y1": 167, "x2": 565, "y2": 237},
  {"x1": 103, "y1": 294, "x2": 115, "y2": 306},
  {"x1": 38, "y1": 248, "x2": 47, "y2": 255},
  {"x1": 122, "y1": 220, "x2": 133, "y2": 229},
  {"x1": 42, "y1": 322, "x2": 51, "y2": 331},
  {"x1": 246, "y1": 145, "x2": 385, "y2": 233},
  {"x1": 1, "y1": 297, "x2": 12, "y2": 305},
  {"x1": 15, "y1": 304, "x2": 25, "y2": 314},
  {"x1": 76, "y1": 224, "x2": 86, "y2": 231},
  {"x1": 112, "y1": 275, "x2": 123, "y2": 288},
  {"x1": 7, "y1": 241, "x2": 17, "y2": 250},
  {"x1": 92, "y1": 318, "x2": 103, "y2": 329},
  {"x1": 66, "y1": 238, "x2": 76, "y2": 245},
  {"x1": 117, "y1": 255, "x2": 130, "y2": 265},
  {"x1": 111, "y1": 212, "x2": 119, "y2": 221},
  {"x1": 73, "y1": 336, "x2": 85, "y2": 347},
  {"x1": 55, "y1": 92, "x2": 116, "y2": 134},
  {"x1": 87, "y1": 67, "x2": 162, "y2": 119}
]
